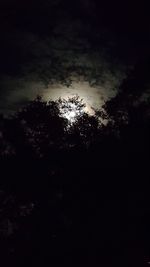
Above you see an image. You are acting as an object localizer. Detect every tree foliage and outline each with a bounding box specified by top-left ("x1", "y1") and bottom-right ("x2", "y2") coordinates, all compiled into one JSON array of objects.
[{"x1": 0, "y1": 83, "x2": 149, "y2": 265}]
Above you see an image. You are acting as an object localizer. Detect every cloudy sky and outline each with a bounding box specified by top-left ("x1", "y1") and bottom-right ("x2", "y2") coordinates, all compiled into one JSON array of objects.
[{"x1": 0, "y1": 0, "x2": 149, "y2": 115}]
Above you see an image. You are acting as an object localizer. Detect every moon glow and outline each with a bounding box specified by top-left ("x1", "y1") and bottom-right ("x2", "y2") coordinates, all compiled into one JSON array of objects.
[{"x1": 0, "y1": 75, "x2": 118, "y2": 116}]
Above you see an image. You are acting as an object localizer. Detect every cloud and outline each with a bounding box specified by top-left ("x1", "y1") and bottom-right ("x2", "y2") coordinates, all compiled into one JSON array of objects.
[{"x1": 0, "y1": 16, "x2": 130, "y2": 115}]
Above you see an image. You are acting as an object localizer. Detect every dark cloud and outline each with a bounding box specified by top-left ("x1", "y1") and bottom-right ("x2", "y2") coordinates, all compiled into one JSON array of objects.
[{"x1": 0, "y1": 0, "x2": 149, "y2": 114}]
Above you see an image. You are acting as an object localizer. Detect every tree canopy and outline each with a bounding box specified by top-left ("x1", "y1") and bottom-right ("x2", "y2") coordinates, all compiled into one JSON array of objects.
[{"x1": 0, "y1": 71, "x2": 150, "y2": 265}]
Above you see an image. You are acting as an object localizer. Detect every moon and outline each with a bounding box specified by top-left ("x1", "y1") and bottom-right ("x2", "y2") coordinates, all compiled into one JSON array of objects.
[{"x1": 43, "y1": 78, "x2": 117, "y2": 115}]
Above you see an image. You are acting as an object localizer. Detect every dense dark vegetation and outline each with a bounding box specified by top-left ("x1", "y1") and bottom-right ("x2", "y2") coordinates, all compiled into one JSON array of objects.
[{"x1": 0, "y1": 61, "x2": 150, "y2": 266}]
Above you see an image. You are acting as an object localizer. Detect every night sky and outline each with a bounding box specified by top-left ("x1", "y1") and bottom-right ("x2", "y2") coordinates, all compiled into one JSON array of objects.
[
  {"x1": 0, "y1": 0, "x2": 150, "y2": 114},
  {"x1": 0, "y1": 2, "x2": 150, "y2": 266}
]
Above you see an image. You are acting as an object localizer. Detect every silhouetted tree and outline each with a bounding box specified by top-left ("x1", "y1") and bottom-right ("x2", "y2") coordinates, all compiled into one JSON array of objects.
[
  {"x1": 0, "y1": 91, "x2": 149, "y2": 266},
  {"x1": 102, "y1": 58, "x2": 150, "y2": 168}
]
